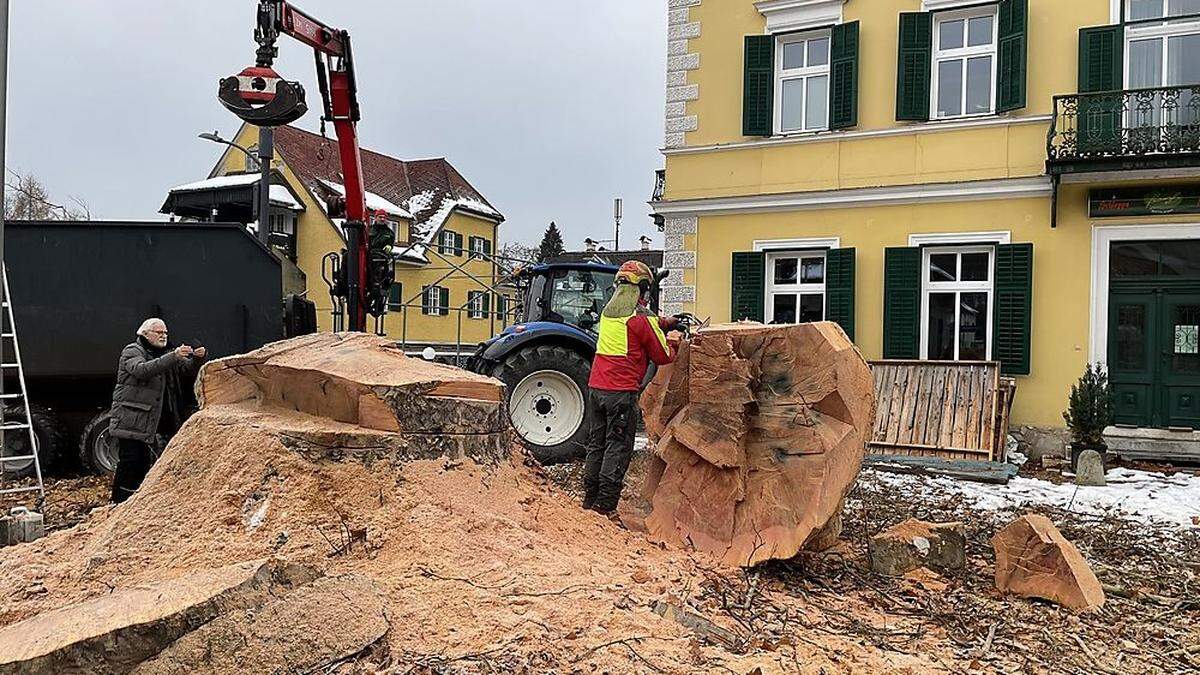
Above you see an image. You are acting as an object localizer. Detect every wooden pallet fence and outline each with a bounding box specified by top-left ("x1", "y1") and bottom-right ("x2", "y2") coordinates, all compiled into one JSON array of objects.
[{"x1": 868, "y1": 360, "x2": 1016, "y2": 462}]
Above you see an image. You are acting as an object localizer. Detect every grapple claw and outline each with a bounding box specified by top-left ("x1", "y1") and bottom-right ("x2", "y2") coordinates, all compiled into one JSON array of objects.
[{"x1": 218, "y1": 66, "x2": 308, "y2": 127}]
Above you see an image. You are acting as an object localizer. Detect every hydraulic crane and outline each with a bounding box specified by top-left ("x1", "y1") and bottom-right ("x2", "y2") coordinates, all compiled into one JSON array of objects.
[{"x1": 218, "y1": 0, "x2": 393, "y2": 333}]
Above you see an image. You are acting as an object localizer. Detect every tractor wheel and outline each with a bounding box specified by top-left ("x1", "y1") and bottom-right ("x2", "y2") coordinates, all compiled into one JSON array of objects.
[
  {"x1": 493, "y1": 344, "x2": 593, "y2": 465},
  {"x1": 1, "y1": 404, "x2": 67, "y2": 479},
  {"x1": 79, "y1": 410, "x2": 120, "y2": 476}
]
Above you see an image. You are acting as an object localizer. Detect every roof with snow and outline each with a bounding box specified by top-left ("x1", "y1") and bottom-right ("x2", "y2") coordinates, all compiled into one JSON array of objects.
[
  {"x1": 269, "y1": 125, "x2": 503, "y2": 257},
  {"x1": 167, "y1": 174, "x2": 305, "y2": 211}
]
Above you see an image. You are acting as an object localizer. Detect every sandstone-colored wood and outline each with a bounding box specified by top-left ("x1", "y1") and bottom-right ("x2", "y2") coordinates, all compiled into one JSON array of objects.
[
  {"x1": 992, "y1": 514, "x2": 1105, "y2": 612},
  {"x1": 198, "y1": 333, "x2": 505, "y2": 435},
  {"x1": 868, "y1": 519, "x2": 966, "y2": 576},
  {"x1": 132, "y1": 575, "x2": 389, "y2": 675},
  {"x1": 640, "y1": 322, "x2": 875, "y2": 567},
  {"x1": 0, "y1": 560, "x2": 278, "y2": 675}
]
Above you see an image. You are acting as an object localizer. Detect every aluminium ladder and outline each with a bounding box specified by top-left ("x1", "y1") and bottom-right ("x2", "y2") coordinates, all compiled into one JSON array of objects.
[{"x1": 0, "y1": 264, "x2": 45, "y2": 507}]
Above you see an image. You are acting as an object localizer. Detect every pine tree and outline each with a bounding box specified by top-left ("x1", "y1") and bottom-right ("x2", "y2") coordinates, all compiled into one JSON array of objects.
[
  {"x1": 1063, "y1": 363, "x2": 1114, "y2": 446},
  {"x1": 536, "y1": 221, "x2": 566, "y2": 262}
]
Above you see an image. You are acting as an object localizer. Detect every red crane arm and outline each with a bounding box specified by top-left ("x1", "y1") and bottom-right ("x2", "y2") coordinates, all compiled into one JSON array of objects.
[{"x1": 262, "y1": 1, "x2": 370, "y2": 330}]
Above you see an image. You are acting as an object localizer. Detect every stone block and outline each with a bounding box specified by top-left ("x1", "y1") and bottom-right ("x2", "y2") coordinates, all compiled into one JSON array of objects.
[
  {"x1": 1074, "y1": 450, "x2": 1106, "y2": 487},
  {"x1": 992, "y1": 514, "x2": 1105, "y2": 612},
  {"x1": 868, "y1": 519, "x2": 966, "y2": 576}
]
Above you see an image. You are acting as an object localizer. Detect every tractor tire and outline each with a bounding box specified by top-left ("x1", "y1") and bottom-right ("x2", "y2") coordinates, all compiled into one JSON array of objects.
[
  {"x1": 493, "y1": 344, "x2": 593, "y2": 465},
  {"x1": 79, "y1": 410, "x2": 120, "y2": 476},
  {"x1": 1, "y1": 404, "x2": 67, "y2": 479}
]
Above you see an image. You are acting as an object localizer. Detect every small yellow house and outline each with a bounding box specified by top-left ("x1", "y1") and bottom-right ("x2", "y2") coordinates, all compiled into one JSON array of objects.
[
  {"x1": 165, "y1": 123, "x2": 512, "y2": 353},
  {"x1": 652, "y1": 0, "x2": 1200, "y2": 456}
]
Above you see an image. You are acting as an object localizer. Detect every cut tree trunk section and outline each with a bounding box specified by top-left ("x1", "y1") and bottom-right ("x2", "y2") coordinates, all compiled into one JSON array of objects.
[{"x1": 640, "y1": 322, "x2": 875, "y2": 567}]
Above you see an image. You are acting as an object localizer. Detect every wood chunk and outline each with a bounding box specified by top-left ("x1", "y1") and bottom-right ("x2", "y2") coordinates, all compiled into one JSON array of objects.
[
  {"x1": 868, "y1": 519, "x2": 966, "y2": 576},
  {"x1": 640, "y1": 322, "x2": 875, "y2": 567},
  {"x1": 132, "y1": 575, "x2": 389, "y2": 675},
  {"x1": 0, "y1": 560, "x2": 276, "y2": 675},
  {"x1": 992, "y1": 514, "x2": 1106, "y2": 612},
  {"x1": 198, "y1": 333, "x2": 505, "y2": 435}
]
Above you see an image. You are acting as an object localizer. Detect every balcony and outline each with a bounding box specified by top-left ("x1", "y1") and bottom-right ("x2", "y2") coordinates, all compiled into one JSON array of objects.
[{"x1": 1047, "y1": 85, "x2": 1200, "y2": 175}]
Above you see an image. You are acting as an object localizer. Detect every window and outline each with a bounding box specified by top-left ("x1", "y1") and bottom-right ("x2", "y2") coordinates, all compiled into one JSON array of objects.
[
  {"x1": 469, "y1": 236, "x2": 488, "y2": 260},
  {"x1": 549, "y1": 268, "x2": 613, "y2": 331},
  {"x1": 1130, "y1": 0, "x2": 1200, "y2": 20},
  {"x1": 467, "y1": 291, "x2": 488, "y2": 319},
  {"x1": 387, "y1": 282, "x2": 403, "y2": 313},
  {"x1": 921, "y1": 246, "x2": 993, "y2": 361},
  {"x1": 422, "y1": 285, "x2": 448, "y2": 316},
  {"x1": 932, "y1": 7, "x2": 997, "y2": 118},
  {"x1": 765, "y1": 251, "x2": 826, "y2": 324},
  {"x1": 268, "y1": 212, "x2": 295, "y2": 235},
  {"x1": 439, "y1": 230, "x2": 463, "y2": 256},
  {"x1": 775, "y1": 31, "x2": 831, "y2": 133}
]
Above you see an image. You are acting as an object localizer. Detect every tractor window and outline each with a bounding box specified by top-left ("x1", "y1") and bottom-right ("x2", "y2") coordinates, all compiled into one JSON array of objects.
[{"x1": 549, "y1": 269, "x2": 614, "y2": 331}]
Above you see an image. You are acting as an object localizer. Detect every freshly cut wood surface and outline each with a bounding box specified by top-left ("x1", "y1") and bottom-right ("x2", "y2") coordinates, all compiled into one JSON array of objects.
[
  {"x1": 640, "y1": 322, "x2": 875, "y2": 567},
  {"x1": 198, "y1": 333, "x2": 505, "y2": 434}
]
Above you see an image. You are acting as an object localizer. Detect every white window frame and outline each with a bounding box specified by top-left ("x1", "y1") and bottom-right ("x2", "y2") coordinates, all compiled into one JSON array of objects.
[
  {"x1": 773, "y1": 29, "x2": 832, "y2": 135},
  {"x1": 469, "y1": 235, "x2": 488, "y2": 260},
  {"x1": 441, "y1": 230, "x2": 460, "y2": 255},
  {"x1": 1124, "y1": 15, "x2": 1200, "y2": 89},
  {"x1": 1126, "y1": 0, "x2": 1200, "y2": 22},
  {"x1": 267, "y1": 212, "x2": 295, "y2": 235},
  {"x1": 919, "y1": 245, "x2": 995, "y2": 361},
  {"x1": 423, "y1": 285, "x2": 446, "y2": 316},
  {"x1": 764, "y1": 249, "x2": 827, "y2": 324},
  {"x1": 467, "y1": 291, "x2": 486, "y2": 319},
  {"x1": 930, "y1": 6, "x2": 999, "y2": 120}
]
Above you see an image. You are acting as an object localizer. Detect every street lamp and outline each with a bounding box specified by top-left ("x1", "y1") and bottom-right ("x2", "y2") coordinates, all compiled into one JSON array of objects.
[{"x1": 197, "y1": 131, "x2": 259, "y2": 171}]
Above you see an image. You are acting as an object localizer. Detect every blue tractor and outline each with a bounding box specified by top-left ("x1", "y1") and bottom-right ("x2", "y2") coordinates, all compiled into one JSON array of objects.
[{"x1": 468, "y1": 262, "x2": 663, "y2": 465}]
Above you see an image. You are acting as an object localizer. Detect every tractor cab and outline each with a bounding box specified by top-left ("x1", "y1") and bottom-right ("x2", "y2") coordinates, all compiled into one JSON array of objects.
[{"x1": 517, "y1": 262, "x2": 618, "y2": 332}]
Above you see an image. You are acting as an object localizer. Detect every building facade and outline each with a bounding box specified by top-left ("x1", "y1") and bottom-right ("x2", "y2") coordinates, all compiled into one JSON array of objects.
[
  {"x1": 652, "y1": 0, "x2": 1200, "y2": 435},
  {"x1": 167, "y1": 124, "x2": 512, "y2": 353}
]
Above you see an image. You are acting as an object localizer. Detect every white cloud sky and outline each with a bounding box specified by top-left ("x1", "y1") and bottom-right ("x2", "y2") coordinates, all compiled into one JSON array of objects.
[{"x1": 6, "y1": 1, "x2": 667, "y2": 248}]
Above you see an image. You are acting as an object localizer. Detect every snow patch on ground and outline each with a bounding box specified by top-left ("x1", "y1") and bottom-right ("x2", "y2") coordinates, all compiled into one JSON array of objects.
[{"x1": 866, "y1": 466, "x2": 1200, "y2": 529}]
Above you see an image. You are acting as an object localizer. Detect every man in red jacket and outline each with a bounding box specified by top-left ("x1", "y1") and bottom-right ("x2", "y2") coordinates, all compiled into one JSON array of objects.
[{"x1": 582, "y1": 261, "x2": 678, "y2": 515}]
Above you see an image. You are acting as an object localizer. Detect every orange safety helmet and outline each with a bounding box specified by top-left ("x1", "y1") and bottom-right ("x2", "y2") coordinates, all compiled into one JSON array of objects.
[{"x1": 615, "y1": 260, "x2": 653, "y2": 287}]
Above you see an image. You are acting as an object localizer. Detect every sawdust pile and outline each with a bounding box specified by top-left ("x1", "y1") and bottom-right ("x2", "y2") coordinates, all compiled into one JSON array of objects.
[{"x1": 0, "y1": 334, "x2": 939, "y2": 673}]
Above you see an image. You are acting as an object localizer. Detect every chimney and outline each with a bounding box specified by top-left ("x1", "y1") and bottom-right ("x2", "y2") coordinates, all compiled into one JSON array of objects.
[
  {"x1": 584, "y1": 237, "x2": 598, "y2": 252},
  {"x1": 639, "y1": 235, "x2": 653, "y2": 251}
]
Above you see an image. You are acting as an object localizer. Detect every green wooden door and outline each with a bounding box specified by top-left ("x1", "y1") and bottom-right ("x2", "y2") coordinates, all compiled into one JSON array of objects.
[
  {"x1": 1159, "y1": 292, "x2": 1200, "y2": 428},
  {"x1": 1108, "y1": 290, "x2": 1158, "y2": 426}
]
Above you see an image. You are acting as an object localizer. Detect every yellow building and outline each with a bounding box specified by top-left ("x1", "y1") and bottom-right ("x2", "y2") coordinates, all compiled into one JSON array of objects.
[
  {"x1": 652, "y1": 0, "x2": 1200, "y2": 451},
  {"x1": 166, "y1": 123, "x2": 512, "y2": 353}
]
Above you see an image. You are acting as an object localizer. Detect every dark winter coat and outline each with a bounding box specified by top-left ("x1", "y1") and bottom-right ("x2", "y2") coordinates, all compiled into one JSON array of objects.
[{"x1": 108, "y1": 340, "x2": 201, "y2": 443}]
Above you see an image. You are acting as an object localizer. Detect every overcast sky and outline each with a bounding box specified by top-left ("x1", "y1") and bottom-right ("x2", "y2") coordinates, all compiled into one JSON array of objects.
[{"x1": 6, "y1": 1, "x2": 667, "y2": 248}]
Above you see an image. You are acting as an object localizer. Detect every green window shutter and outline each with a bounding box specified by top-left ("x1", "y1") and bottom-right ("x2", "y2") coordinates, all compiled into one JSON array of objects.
[
  {"x1": 455, "y1": 232, "x2": 464, "y2": 255},
  {"x1": 483, "y1": 293, "x2": 491, "y2": 315},
  {"x1": 439, "y1": 287, "x2": 450, "y2": 316},
  {"x1": 1078, "y1": 25, "x2": 1123, "y2": 93},
  {"x1": 883, "y1": 247, "x2": 921, "y2": 359},
  {"x1": 421, "y1": 285, "x2": 431, "y2": 314},
  {"x1": 896, "y1": 12, "x2": 932, "y2": 122},
  {"x1": 825, "y1": 247, "x2": 856, "y2": 341},
  {"x1": 388, "y1": 282, "x2": 402, "y2": 311},
  {"x1": 829, "y1": 21, "x2": 860, "y2": 130},
  {"x1": 484, "y1": 238, "x2": 493, "y2": 256},
  {"x1": 993, "y1": 243, "x2": 1034, "y2": 376},
  {"x1": 1078, "y1": 26, "x2": 1124, "y2": 155},
  {"x1": 996, "y1": 0, "x2": 1028, "y2": 112},
  {"x1": 731, "y1": 251, "x2": 765, "y2": 322},
  {"x1": 743, "y1": 35, "x2": 775, "y2": 137}
]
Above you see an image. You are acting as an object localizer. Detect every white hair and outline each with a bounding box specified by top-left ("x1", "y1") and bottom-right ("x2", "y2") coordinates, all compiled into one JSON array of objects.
[{"x1": 137, "y1": 318, "x2": 166, "y2": 338}]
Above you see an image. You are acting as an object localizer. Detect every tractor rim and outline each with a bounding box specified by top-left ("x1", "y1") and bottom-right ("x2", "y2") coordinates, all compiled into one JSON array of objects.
[
  {"x1": 94, "y1": 427, "x2": 119, "y2": 474},
  {"x1": 509, "y1": 369, "x2": 585, "y2": 447},
  {"x1": 0, "y1": 432, "x2": 34, "y2": 475}
]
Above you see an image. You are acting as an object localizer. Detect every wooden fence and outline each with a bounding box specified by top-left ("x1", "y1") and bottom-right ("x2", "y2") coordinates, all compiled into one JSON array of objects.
[{"x1": 868, "y1": 360, "x2": 1016, "y2": 462}]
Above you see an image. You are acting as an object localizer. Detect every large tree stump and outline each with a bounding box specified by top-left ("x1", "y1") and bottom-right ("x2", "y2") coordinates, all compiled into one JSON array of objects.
[{"x1": 640, "y1": 322, "x2": 875, "y2": 567}]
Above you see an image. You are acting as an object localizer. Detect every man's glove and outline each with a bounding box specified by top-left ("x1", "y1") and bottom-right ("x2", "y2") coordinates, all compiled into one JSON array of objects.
[{"x1": 659, "y1": 315, "x2": 681, "y2": 331}]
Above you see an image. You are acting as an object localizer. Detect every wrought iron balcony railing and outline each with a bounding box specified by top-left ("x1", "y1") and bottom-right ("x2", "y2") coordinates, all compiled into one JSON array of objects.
[{"x1": 1048, "y1": 85, "x2": 1200, "y2": 171}]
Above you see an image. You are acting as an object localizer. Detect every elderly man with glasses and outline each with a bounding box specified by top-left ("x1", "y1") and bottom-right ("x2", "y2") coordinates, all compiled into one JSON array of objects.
[{"x1": 108, "y1": 318, "x2": 207, "y2": 503}]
